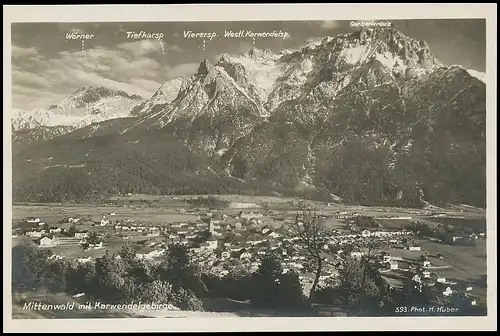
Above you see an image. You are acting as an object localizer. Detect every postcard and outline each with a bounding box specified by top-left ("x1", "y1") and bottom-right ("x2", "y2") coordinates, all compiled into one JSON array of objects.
[{"x1": 3, "y1": 3, "x2": 497, "y2": 333}]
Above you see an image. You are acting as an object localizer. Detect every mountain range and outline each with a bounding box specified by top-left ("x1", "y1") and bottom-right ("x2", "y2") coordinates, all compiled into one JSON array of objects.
[
  {"x1": 11, "y1": 27, "x2": 486, "y2": 208},
  {"x1": 12, "y1": 86, "x2": 144, "y2": 146}
]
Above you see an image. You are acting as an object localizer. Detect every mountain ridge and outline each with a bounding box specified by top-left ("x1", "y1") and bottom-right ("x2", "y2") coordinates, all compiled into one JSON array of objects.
[{"x1": 12, "y1": 27, "x2": 487, "y2": 208}]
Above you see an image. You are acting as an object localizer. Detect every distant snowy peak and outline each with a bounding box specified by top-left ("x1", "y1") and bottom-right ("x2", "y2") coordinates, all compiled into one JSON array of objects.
[
  {"x1": 52, "y1": 85, "x2": 143, "y2": 117},
  {"x1": 12, "y1": 86, "x2": 144, "y2": 131}
]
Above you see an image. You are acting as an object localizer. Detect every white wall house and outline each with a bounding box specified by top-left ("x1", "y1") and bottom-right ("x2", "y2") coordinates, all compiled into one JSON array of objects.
[
  {"x1": 39, "y1": 237, "x2": 59, "y2": 248},
  {"x1": 75, "y1": 232, "x2": 89, "y2": 239}
]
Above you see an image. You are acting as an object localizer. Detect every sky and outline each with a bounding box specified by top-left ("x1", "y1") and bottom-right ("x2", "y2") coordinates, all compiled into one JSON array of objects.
[{"x1": 11, "y1": 19, "x2": 486, "y2": 110}]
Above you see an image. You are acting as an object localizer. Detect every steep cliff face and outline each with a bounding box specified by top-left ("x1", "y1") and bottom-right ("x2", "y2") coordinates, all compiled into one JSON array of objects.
[{"x1": 12, "y1": 27, "x2": 486, "y2": 208}]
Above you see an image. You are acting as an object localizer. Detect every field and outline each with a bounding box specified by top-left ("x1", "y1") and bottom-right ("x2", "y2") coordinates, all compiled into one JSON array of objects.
[{"x1": 381, "y1": 238, "x2": 487, "y2": 302}]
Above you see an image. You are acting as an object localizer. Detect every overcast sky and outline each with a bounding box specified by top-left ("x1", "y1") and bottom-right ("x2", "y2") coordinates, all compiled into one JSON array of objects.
[{"x1": 11, "y1": 19, "x2": 486, "y2": 110}]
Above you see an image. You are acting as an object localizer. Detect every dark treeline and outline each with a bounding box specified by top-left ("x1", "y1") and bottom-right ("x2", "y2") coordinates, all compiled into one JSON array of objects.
[{"x1": 12, "y1": 125, "x2": 485, "y2": 209}]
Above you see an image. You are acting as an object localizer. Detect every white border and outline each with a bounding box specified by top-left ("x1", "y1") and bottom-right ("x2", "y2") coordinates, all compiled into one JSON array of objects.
[{"x1": 3, "y1": 4, "x2": 497, "y2": 332}]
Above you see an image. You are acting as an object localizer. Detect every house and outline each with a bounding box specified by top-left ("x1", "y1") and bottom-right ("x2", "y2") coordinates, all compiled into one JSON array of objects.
[
  {"x1": 466, "y1": 285, "x2": 473, "y2": 291},
  {"x1": 422, "y1": 270, "x2": 431, "y2": 278},
  {"x1": 442, "y1": 287, "x2": 453, "y2": 296},
  {"x1": 147, "y1": 232, "x2": 160, "y2": 237},
  {"x1": 39, "y1": 236, "x2": 59, "y2": 248},
  {"x1": 75, "y1": 257, "x2": 92, "y2": 263},
  {"x1": 27, "y1": 217, "x2": 41, "y2": 223},
  {"x1": 75, "y1": 231, "x2": 89, "y2": 239},
  {"x1": 423, "y1": 260, "x2": 431, "y2": 267},
  {"x1": 361, "y1": 230, "x2": 371, "y2": 238},
  {"x1": 350, "y1": 251, "x2": 364, "y2": 259},
  {"x1": 240, "y1": 212, "x2": 263, "y2": 220},
  {"x1": 68, "y1": 217, "x2": 80, "y2": 224},
  {"x1": 89, "y1": 241, "x2": 103, "y2": 249},
  {"x1": 48, "y1": 254, "x2": 63, "y2": 260},
  {"x1": 49, "y1": 227, "x2": 62, "y2": 234},
  {"x1": 240, "y1": 251, "x2": 252, "y2": 260},
  {"x1": 409, "y1": 246, "x2": 422, "y2": 251},
  {"x1": 383, "y1": 255, "x2": 392, "y2": 262},
  {"x1": 221, "y1": 251, "x2": 231, "y2": 259},
  {"x1": 100, "y1": 216, "x2": 110, "y2": 226},
  {"x1": 26, "y1": 231, "x2": 44, "y2": 238},
  {"x1": 262, "y1": 227, "x2": 271, "y2": 235},
  {"x1": 437, "y1": 277, "x2": 447, "y2": 284},
  {"x1": 389, "y1": 261, "x2": 399, "y2": 270}
]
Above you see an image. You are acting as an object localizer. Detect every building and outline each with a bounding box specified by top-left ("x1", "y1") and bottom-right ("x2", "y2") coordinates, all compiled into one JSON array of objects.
[
  {"x1": 38, "y1": 237, "x2": 59, "y2": 248},
  {"x1": 240, "y1": 212, "x2": 263, "y2": 220},
  {"x1": 442, "y1": 287, "x2": 453, "y2": 296},
  {"x1": 409, "y1": 246, "x2": 422, "y2": 251},
  {"x1": 100, "y1": 216, "x2": 110, "y2": 226},
  {"x1": 75, "y1": 231, "x2": 89, "y2": 239},
  {"x1": 75, "y1": 257, "x2": 92, "y2": 263},
  {"x1": 389, "y1": 261, "x2": 399, "y2": 270},
  {"x1": 26, "y1": 231, "x2": 44, "y2": 238},
  {"x1": 351, "y1": 251, "x2": 364, "y2": 259},
  {"x1": 89, "y1": 241, "x2": 103, "y2": 249},
  {"x1": 240, "y1": 251, "x2": 252, "y2": 260}
]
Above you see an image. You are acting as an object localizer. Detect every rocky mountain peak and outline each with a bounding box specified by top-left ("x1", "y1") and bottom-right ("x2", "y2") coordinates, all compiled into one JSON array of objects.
[{"x1": 197, "y1": 59, "x2": 215, "y2": 76}]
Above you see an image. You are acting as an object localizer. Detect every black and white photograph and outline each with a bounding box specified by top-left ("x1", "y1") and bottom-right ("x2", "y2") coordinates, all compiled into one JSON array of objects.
[{"x1": 4, "y1": 4, "x2": 497, "y2": 333}]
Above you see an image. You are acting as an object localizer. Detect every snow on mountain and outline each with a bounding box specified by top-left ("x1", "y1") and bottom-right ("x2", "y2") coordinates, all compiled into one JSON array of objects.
[
  {"x1": 12, "y1": 86, "x2": 144, "y2": 131},
  {"x1": 130, "y1": 78, "x2": 183, "y2": 116},
  {"x1": 217, "y1": 49, "x2": 285, "y2": 105},
  {"x1": 465, "y1": 69, "x2": 486, "y2": 82}
]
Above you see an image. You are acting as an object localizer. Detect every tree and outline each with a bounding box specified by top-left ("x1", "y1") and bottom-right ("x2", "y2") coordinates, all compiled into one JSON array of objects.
[
  {"x1": 336, "y1": 257, "x2": 381, "y2": 313},
  {"x1": 93, "y1": 252, "x2": 127, "y2": 302},
  {"x1": 158, "y1": 244, "x2": 207, "y2": 296},
  {"x1": 357, "y1": 236, "x2": 385, "y2": 311},
  {"x1": 249, "y1": 251, "x2": 283, "y2": 308},
  {"x1": 293, "y1": 207, "x2": 329, "y2": 300},
  {"x1": 11, "y1": 238, "x2": 52, "y2": 291},
  {"x1": 68, "y1": 225, "x2": 78, "y2": 236}
]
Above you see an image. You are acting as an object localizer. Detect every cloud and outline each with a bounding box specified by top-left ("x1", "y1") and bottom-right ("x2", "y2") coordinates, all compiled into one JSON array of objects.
[
  {"x1": 11, "y1": 45, "x2": 42, "y2": 61},
  {"x1": 69, "y1": 28, "x2": 85, "y2": 34},
  {"x1": 12, "y1": 69, "x2": 51, "y2": 89},
  {"x1": 320, "y1": 21, "x2": 341, "y2": 30},
  {"x1": 165, "y1": 63, "x2": 199, "y2": 79},
  {"x1": 11, "y1": 43, "x2": 166, "y2": 109},
  {"x1": 118, "y1": 39, "x2": 182, "y2": 56},
  {"x1": 118, "y1": 40, "x2": 163, "y2": 56},
  {"x1": 11, "y1": 41, "x2": 203, "y2": 109}
]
